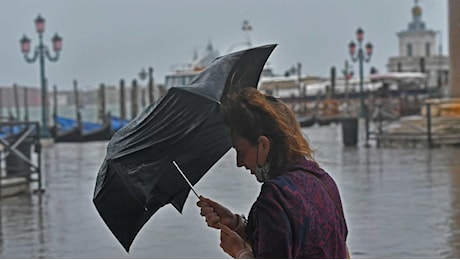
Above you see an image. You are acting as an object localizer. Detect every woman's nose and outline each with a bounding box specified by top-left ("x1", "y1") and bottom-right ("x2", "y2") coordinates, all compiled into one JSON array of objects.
[{"x1": 236, "y1": 156, "x2": 243, "y2": 167}]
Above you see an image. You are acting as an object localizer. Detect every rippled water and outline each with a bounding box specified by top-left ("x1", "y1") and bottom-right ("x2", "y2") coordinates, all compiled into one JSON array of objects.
[{"x1": 1, "y1": 123, "x2": 460, "y2": 258}]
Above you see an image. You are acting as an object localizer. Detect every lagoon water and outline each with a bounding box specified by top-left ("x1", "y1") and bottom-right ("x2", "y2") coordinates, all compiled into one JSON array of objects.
[{"x1": 1, "y1": 121, "x2": 460, "y2": 258}]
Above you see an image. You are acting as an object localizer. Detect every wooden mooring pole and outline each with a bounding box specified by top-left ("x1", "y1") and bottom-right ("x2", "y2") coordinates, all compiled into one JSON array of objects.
[
  {"x1": 52, "y1": 85, "x2": 57, "y2": 121},
  {"x1": 148, "y1": 67, "x2": 154, "y2": 104},
  {"x1": 131, "y1": 80, "x2": 138, "y2": 120},
  {"x1": 119, "y1": 79, "x2": 126, "y2": 120},
  {"x1": 13, "y1": 83, "x2": 20, "y2": 120},
  {"x1": 24, "y1": 87, "x2": 29, "y2": 122},
  {"x1": 426, "y1": 103, "x2": 433, "y2": 148},
  {"x1": 98, "y1": 83, "x2": 106, "y2": 123}
]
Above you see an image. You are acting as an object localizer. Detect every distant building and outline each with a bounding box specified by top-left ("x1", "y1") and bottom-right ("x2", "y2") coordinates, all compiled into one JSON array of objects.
[
  {"x1": 164, "y1": 42, "x2": 219, "y2": 89},
  {"x1": 52, "y1": 90, "x2": 70, "y2": 106},
  {"x1": 0, "y1": 85, "x2": 41, "y2": 107},
  {"x1": 386, "y1": 0, "x2": 449, "y2": 88}
]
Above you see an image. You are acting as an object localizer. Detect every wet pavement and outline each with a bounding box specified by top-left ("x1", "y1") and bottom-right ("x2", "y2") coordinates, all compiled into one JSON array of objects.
[{"x1": 1, "y1": 123, "x2": 460, "y2": 258}]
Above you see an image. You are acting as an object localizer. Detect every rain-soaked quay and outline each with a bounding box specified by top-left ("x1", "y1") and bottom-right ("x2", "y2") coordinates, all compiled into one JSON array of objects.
[{"x1": 1, "y1": 125, "x2": 460, "y2": 258}]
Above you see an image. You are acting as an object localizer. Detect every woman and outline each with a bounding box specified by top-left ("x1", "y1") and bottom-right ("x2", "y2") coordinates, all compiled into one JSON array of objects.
[{"x1": 197, "y1": 88, "x2": 349, "y2": 258}]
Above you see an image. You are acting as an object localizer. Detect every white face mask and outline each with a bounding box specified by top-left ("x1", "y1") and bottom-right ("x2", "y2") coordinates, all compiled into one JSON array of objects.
[
  {"x1": 255, "y1": 162, "x2": 271, "y2": 183},
  {"x1": 255, "y1": 144, "x2": 271, "y2": 183}
]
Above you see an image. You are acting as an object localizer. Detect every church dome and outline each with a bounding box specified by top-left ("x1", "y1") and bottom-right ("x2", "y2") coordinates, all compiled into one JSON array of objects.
[
  {"x1": 412, "y1": 5, "x2": 422, "y2": 17},
  {"x1": 407, "y1": 1, "x2": 425, "y2": 31}
]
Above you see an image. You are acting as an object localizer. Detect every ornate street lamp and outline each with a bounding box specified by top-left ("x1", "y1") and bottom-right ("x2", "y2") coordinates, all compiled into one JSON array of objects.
[
  {"x1": 138, "y1": 68, "x2": 147, "y2": 81},
  {"x1": 20, "y1": 14, "x2": 63, "y2": 138},
  {"x1": 242, "y1": 20, "x2": 252, "y2": 48},
  {"x1": 348, "y1": 27, "x2": 373, "y2": 118},
  {"x1": 227, "y1": 20, "x2": 253, "y2": 52},
  {"x1": 138, "y1": 67, "x2": 155, "y2": 104}
]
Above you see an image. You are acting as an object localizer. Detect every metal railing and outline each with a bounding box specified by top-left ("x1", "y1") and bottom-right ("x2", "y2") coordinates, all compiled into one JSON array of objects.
[
  {"x1": 370, "y1": 99, "x2": 460, "y2": 148},
  {"x1": 0, "y1": 121, "x2": 42, "y2": 198}
]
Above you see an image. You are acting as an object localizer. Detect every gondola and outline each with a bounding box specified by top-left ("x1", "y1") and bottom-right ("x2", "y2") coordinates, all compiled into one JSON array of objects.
[
  {"x1": 316, "y1": 115, "x2": 341, "y2": 126},
  {"x1": 110, "y1": 115, "x2": 130, "y2": 135},
  {"x1": 0, "y1": 122, "x2": 37, "y2": 144},
  {"x1": 297, "y1": 114, "x2": 316, "y2": 128},
  {"x1": 51, "y1": 115, "x2": 112, "y2": 143},
  {"x1": 50, "y1": 115, "x2": 82, "y2": 142},
  {"x1": 80, "y1": 119, "x2": 112, "y2": 142},
  {"x1": 0, "y1": 124, "x2": 24, "y2": 139}
]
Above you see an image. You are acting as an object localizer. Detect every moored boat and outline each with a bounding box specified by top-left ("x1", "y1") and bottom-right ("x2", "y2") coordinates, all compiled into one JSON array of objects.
[
  {"x1": 110, "y1": 115, "x2": 130, "y2": 135},
  {"x1": 297, "y1": 114, "x2": 316, "y2": 128},
  {"x1": 51, "y1": 114, "x2": 113, "y2": 143}
]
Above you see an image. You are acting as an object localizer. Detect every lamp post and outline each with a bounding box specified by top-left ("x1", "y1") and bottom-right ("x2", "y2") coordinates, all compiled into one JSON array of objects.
[
  {"x1": 341, "y1": 60, "x2": 354, "y2": 114},
  {"x1": 20, "y1": 14, "x2": 63, "y2": 138},
  {"x1": 138, "y1": 69, "x2": 147, "y2": 108},
  {"x1": 227, "y1": 20, "x2": 252, "y2": 53},
  {"x1": 242, "y1": 20, "x2": 252, "y2": 48},
  {"x1": 138, "y1": 68, "x2": 147, "y2": 81},
  {"x1": 139, "y1": 67, "x2": 155, "y2": 105},
  {"x1": 348, "y1": 27, "x2": 373, "y2": 118}
]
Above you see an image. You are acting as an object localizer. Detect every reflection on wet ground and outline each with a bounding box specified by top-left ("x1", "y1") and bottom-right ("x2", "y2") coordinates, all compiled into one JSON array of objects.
[{"x1": 1, "y1": 124, "x2": 460, "y2": 258}]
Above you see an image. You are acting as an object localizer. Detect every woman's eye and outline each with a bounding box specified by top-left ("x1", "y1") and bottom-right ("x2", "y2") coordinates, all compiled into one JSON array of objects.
[{"x1": 236, "y1": 150, "x2": 243, "y2": 158}]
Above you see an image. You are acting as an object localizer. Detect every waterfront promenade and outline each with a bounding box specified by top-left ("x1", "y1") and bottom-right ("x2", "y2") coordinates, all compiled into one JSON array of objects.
[{"x1": 0, "y1": 123, "x2": 460, "y2": 258}]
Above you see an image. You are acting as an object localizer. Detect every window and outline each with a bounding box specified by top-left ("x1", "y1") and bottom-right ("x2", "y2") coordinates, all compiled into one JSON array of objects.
[
  {"x1": 425, "y1": 42, "x2": 431, "y2": 56},
  {"x1": 407, "y1": 43, "x2": 413, "y2": 57}
]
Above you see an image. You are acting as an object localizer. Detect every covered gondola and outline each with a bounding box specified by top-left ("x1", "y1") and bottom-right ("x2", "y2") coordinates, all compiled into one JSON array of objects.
[
  {"x1": 80, "y1": 117, "x2": 112, "y2": 142},
  {"x1": 51, "y1": 114, "x2": 112, "y2": 143},
  {"x1": 110, "y1": 115, "x2": 130, "y2": 135}
]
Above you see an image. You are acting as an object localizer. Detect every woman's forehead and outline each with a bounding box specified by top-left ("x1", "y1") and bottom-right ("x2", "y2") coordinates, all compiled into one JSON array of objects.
[{"x1": 231, "y1": 134, "x2": 251, "y2": 148}]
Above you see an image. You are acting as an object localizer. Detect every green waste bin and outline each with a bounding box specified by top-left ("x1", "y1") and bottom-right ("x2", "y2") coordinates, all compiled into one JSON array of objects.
[{"x1": 341, "y1": 117, "x2": 358, "y2": 147}]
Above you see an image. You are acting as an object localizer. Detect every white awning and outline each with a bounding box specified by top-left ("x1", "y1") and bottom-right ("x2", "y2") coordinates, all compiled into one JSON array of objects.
[{"x1": 369, "y1": 72, "x2": 427, "y2": 81}]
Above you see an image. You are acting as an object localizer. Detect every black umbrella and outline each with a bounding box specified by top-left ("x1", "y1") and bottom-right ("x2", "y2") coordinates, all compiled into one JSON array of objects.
[{"x1": 93, "y1": 44, "x2": 276, "y2": 252}]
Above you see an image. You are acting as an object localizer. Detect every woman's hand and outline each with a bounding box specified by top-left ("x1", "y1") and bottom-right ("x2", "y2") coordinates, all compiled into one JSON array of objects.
[
  {"x1": 196, "y1": 196, "x2": 238, "y2": 230},
  {"x1": 220, "y1": 224, "x2": 249, "y2": 258}
]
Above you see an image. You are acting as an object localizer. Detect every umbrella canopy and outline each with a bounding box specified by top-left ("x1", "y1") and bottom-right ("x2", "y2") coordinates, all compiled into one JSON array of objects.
[{"x1": 93, "y1": 44, "x2": 276, "y2": 252}]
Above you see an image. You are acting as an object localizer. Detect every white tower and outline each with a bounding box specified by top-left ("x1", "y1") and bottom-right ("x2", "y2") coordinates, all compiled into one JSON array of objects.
[{"x1": 387, "y1": 0, "x2": 449, "y2": 88}]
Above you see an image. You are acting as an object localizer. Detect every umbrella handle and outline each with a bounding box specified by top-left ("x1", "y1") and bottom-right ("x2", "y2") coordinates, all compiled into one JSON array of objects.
[{"x1": 172, "y1": 160, "x2": 200, "y2": 198}]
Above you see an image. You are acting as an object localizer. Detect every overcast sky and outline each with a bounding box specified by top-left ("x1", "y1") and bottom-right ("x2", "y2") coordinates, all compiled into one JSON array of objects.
[{"x1": 0, "y1": 0, "x2": 448, "y2": 90}]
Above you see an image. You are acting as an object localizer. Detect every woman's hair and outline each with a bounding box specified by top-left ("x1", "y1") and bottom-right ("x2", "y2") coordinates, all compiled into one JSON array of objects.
[{"x1": 221, "y1": 87, "x2": 314, "y2": 177}]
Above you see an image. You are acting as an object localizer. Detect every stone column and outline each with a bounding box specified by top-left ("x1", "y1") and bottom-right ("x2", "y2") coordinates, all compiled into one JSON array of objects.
[{"x1": 449, "y1": 0, "x2": 460, "y2": 97}]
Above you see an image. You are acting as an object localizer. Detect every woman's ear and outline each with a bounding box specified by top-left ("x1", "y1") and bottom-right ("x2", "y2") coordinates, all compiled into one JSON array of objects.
[{"x1": 257, "y1": 135, "x2": 271, "y2": 159}]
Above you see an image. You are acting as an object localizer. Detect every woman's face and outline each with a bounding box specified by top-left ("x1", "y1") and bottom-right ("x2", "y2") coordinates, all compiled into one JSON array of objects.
[{"x1": 231, "y1": 134, "x2": 258, "y2": 175}]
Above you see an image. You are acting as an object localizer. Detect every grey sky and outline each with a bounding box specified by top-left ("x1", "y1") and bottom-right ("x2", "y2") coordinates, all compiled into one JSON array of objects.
[{"x1": 0, "y1": 0, "x2": 448, "y2": 90}]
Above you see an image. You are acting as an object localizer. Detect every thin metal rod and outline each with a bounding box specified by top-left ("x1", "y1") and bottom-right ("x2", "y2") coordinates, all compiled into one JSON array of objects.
[{"x1": 172, "y1": 160, "x2": 200, "y2": 198}]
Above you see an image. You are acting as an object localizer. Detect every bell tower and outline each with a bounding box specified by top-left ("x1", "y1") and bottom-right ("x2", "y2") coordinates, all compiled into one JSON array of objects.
[
  {"x1": 397, "y1": 0, "x2": 436, "y2": 58},
  {"x1": 386, "y1": 0, "x2": 449, "y2": 89}
]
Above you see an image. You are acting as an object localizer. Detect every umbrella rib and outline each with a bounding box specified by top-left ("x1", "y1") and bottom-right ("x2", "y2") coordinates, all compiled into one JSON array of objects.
[{"x1": 172, "y1": 160, "x2": 200, "y2": 198}]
